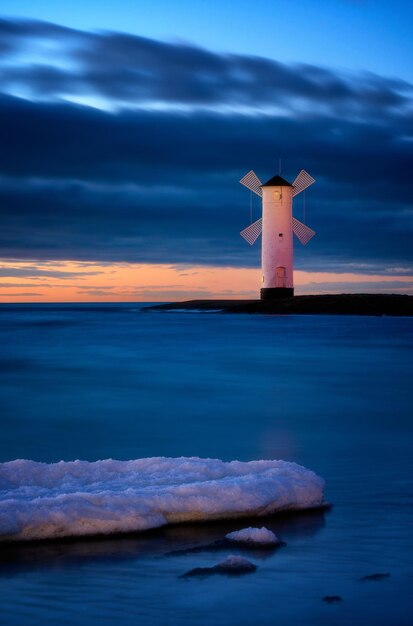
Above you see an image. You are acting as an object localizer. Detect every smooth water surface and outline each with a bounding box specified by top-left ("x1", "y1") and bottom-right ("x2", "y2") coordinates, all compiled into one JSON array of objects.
[{"x1": 0, "y1": 304, "x2": 412, "y2": 625}]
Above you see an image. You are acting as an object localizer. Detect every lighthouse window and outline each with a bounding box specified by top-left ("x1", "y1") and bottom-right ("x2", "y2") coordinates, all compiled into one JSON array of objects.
[{"x1": 278, "y1": 233, "x2": 283, "y2": 239}]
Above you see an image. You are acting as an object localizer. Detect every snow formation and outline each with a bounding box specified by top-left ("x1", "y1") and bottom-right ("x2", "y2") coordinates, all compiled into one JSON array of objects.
[
  {"x1": 225, "y1": 526, "x2": 280, "y2": 545},
  {"x1": 0, "y1": 456, "x2": 325, "y2": 542}
]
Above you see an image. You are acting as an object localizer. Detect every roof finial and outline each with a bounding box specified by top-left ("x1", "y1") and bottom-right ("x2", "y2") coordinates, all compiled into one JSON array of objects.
[{"x1": 278, "y1": 158, "x2": 282, "y2": 175}]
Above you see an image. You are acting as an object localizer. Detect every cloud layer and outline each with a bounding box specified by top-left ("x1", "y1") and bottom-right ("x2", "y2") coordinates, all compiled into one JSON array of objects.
[{"x1": 0, "y1": 17, "x2": 412, "y2": 274}]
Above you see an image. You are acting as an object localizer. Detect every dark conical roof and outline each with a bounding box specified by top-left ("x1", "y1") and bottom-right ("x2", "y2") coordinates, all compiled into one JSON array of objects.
[{"x1": 261, "y1": 174, "x2": 293, "y2": 187}]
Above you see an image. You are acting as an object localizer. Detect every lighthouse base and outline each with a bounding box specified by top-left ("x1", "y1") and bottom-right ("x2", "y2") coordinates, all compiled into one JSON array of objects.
[{"x1": 261, "y1": 288, "x2": 294, "y2": 301}]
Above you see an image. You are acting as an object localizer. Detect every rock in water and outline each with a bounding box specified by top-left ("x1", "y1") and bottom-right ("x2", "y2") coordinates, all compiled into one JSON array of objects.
[
  {"x1": 182, "y1": 555, "x2": 257, "y2": 578},
  {"x1": 216, "y1": 555, "x2": 257, "y2": 573},
  {"x1": 323, "y1": 596, "x2": 342, "y2": 604},
  {"x1": 360, "y1": 573, "x2": 391, "y2": 581}
]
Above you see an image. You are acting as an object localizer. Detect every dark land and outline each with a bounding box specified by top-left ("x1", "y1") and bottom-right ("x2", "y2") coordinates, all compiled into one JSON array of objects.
[{"x1": 146, "y1": 294, "x2": 413, "y2": 316}]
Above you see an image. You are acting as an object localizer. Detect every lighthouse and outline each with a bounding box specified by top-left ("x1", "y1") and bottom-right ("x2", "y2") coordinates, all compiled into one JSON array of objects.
[{"x1": 239, "y1": 168, "x2": 316, "y2": 300}]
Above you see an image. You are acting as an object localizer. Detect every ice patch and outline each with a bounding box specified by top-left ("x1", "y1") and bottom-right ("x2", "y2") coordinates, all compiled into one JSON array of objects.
[
  {"x1": 0, "y1": 456, "x2": 325, "y2": 542},
  {"x1": 225, "y1": 526, "x2": 280, "y2": 545}
]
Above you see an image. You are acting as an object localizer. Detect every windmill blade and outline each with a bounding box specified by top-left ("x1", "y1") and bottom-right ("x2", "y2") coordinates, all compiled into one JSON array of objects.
[
  {"x1": 240, "y1": 170, "x2": 262, "y2": 197},
  {"x1": 292, "y1": 217, "x2": 316, "y2": 245},
  {"x1": 240, "y1": 218, "x2": 262, "y2": 245},
  {"x1": 292, "y1": 169, "x2": 315, "y2": 197}
]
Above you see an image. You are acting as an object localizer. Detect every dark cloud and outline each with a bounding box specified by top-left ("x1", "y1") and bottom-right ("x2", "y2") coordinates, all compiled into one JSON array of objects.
[
  {"x1": 0, "y1": 292, "x2": 43, "y2": 296},
  {"x1": 0, "y1": 17, "x2": 83, "y2": 53},
  {"x1": 0, "y1": 18, "x2": 411, "y2": 115},
  {"x1": 0, "y1": 266, "x2": 105, "y2": 278},
  {"x1": 1, "y1": 94, "x2": 412, "y2": 191},
  {"x1": 0, "y1": 282, "x2": 53, "y2": 287},
  {"x1": 0, "y1": 18, "x2": 412, "y2": 274},
  {"x1": 76, "y1": 290, "x2": 115, "y2": 296}
]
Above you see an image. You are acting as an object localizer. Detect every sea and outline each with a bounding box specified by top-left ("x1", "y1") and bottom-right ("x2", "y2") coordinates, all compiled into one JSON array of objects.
[{"x1": 0, "y1": 303, "x2": 412, "y2": 626}]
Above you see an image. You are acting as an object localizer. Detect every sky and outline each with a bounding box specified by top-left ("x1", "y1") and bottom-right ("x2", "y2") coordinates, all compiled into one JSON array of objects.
[{"x1": 0, "y1": 0, "x2": 412, "y2": 301}]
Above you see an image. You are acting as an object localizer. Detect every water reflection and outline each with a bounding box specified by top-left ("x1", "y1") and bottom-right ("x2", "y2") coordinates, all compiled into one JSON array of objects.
[{"x1": 0, "y1": 508, "x2": 327, "y2": 575}]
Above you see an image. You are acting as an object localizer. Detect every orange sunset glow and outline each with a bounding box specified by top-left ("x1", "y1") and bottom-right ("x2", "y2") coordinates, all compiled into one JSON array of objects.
[{"x1": 1, "y1": 260, "x2": 412, "y2": 302}]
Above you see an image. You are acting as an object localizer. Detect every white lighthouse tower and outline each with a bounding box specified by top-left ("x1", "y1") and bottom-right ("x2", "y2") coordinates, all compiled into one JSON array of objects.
[{"x1": 239, "y1": 169, "x2": 316, "y2": 300}]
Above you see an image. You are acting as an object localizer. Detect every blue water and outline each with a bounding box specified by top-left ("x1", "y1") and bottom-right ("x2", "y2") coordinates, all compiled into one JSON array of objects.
[{"x1": 0, "y1": 304, "x2": 412, "y2": 625}]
